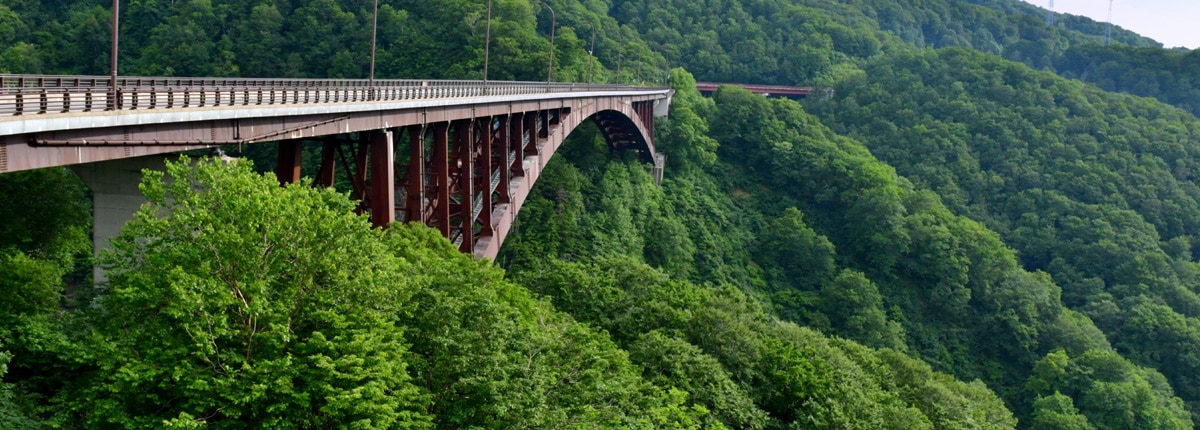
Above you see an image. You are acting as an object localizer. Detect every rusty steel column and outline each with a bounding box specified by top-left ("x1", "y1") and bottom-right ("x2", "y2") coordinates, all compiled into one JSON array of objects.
[
  {"x1": 276, "y1": 140, "x2": 303, "y2": 185},
  {"x1": 345, "y1": 137, "x2": 370, "y2": 213},
  {"x1": 538, "y1": 110, "x2": 549, "y2": 139},
  {"x1": 452, "y1": 119, "x2": 474, "y2": 252},
  {"x1": 645, "y1": 102, "x2": 652, "y2": 128},
  {"x1": 432, "y1": 122, "x2": 450, "y2": 238},
  {"x1": 480, "y1": 116, "x2": 494, "y2": 238},
  {"x1": 524, "y1": 112, "x2": 539, "y2": 158},
  {"x1": 368, "y1": 129, "x2": 394, "y2": 228},
  {"x1": 511, "y1": 112, "x2": 526, "y2": 179},
  {"x1": 315, "y1": 140, "x2": 337, "y2": 188},
  {"x1": 354, "y1": 139, "x2": 370, "y2": 193},
  {"x1": 648, "y1": 104, "x2": 655, "y2": 142},
  {"x1": 406, "y1": 124, "x2": 425, "y2": 224},
  {"x1": 498, "y1": 114, "x2": 513, "y2": 201}
]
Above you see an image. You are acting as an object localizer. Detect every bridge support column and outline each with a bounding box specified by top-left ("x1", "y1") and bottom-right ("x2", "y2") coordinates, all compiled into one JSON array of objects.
[
  {"x1": 352, "y1": 139, "x2": 370, "y2": 208},
  {"x1": 368, "y1": 129, "x2": 394, "y2": 228},
  {"x1": 498, "y1": 115, "x2": 513, "y2": 201},
  {"x1": 452, "y1": 119, "x2": 474, "y2": 252},
  {"x1": 71, "y1": 155, "x2": 172, "y2": 284},
  {"x1": 511, "y1": 113, "x2": 526, "y2": 179},
  {"x1": 276, "y1": 140, "x2": 303, "y2": 184},
  {"x1": 405, "y1": 125, "x2": 425, "y2": 223},
  {"x1": 479, "y1": 116, "x2": 494, "y2": 239},
  {"x1": 432, "y1": 122, "x2": 450, "y2": 237},
  {"x1": 316, "y1": 140, "x2": 337, "y2": 188},
  {"x1": 524, "y1": 113, "x2": 539, "y2": 159}
]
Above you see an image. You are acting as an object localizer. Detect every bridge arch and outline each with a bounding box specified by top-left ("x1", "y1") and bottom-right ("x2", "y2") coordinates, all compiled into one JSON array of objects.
[
  {"x1": 0, "y1": 76, "x2": 670, "y2": 261},
  {"x1": 588, "y1": 108, "x2": 657, "y2": 162},
  {"x1": 388, "y1": 97, "x2": 666, "y2": 260}
]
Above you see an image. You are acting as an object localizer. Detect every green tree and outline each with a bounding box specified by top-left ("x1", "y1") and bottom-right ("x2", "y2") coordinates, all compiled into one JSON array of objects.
[
  {"x1": 1030, "y1": 392, "x2": 1095, "y2": 430},
  {"x1": 384, "y1": 224, "x2": 704, "y2": 428},
  {"x1": 0, "y1": 344, "x2": 40, "y2": 429},
  {"x1": 822, "y1": 269, "x2": 906, "y2": 350},
  {"x1": 628, "y1": 330, "x2": 770, "y2": 429},
  {"x1": 60, "y1": 157, "x2": 431, "y2": 428}
]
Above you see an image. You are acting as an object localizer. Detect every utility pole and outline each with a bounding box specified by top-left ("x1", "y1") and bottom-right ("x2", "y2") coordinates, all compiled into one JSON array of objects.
[
  {"x1": 483, "y1": 0, "x2": 492, "y2": 88},
  {"x1": 544, "y1": 2, "x2": 556, "y2": 84},
  {"x1": 1046, "y1": 0, "x2": 1055, "y2": 26},
  {"x1": 586, "y1": 23, "x2": 596, "y2": 84},
  {"x1": 110, "y1": 0, "x2": 119, "y2": 110},
  {"x1": 369, "y1": 0, "x2": 378, "y2": 100},
  {"x1": 616, "y1": 29, "x2": 623, "y2": 84},
  {"x1": 1104, "y1": 0, "x2": 1114, "y2": 46}
]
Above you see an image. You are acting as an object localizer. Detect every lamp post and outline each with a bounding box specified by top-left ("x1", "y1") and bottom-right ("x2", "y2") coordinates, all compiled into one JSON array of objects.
[
  {"x1": 110, "y1": 0, "x2": 119, "y2": 110},
  {"x1": 616, "y1": 29, "x2": 622, "y2": 84},
  {"x1": 369, "y1": 0, "x2": 378, "y2": 100},
  {"x1": 586, "y1": 23, "x2": 596, "y2": 84},
  {"x1": 483, "y1": 0, "x2": 492, "y2": 90},
  {"x1": 544, "y1": 2, "x2": 555, "y2": 85}
]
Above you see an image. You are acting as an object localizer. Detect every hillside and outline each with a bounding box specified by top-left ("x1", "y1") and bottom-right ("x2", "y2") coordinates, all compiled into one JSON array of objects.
[
  {"x1": 2, "y1": 0, "x2": 1199, "y2": 428},
  {"x1": 810, "y1": 44, "x2": 1200, "y2": 420}
]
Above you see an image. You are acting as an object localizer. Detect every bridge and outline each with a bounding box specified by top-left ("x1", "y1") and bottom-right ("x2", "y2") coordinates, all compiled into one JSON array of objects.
[
  {"x1": 694, "y1": 81, "x2": 819, "y2": 97},
  {"x1": 0, "y1": 75, "x2": 671, "y2": 264}
]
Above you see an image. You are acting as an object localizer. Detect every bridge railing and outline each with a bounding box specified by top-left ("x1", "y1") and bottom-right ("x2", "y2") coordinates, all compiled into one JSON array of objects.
[{"x1": 0, "y1": 75, "x2": 661, "y2": 116}]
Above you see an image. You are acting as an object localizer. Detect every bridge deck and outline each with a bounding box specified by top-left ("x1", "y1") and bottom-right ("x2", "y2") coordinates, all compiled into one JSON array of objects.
[
  {"x1": 0, "y1": 75, "x2": 670, "y2": 173},
  {"x1": 0, "y1": 75, "x2": 665, "y2": 138},
  {"x1": 0, "y1": 74, "x2": 672, "y2": 261},
  {"x1": 694, "y1": 81, "x2": 816, "y2": 96}
]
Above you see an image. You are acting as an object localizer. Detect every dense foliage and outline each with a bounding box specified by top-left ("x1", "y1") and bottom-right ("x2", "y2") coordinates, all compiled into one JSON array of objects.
[
  {"x1": 810, "y1": 46, "x2": 1200, "y2": 420},
  {"x1": 614, "y1": 0, "x2": 1156, "y2": 85},
  {"x1": 502, "y1": 70, "x2": 1194, "y2": 428},
  {"x1": 1054, "y1": 44, "x2": 1200, "y2": 117},
  {"x1": 0, "y1": 0, "x2": 666, "y2": 84},
  {"x1": 3, "y1": 0, "x2": 1200, "y2": 428},
  {"x1": 1, "y1": 158, "x2": 737, "y2": 427}
]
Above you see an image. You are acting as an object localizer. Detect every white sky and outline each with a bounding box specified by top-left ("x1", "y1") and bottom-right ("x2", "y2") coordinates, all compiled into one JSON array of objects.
[{"x1": 1018, "y1": 0, "x2": 1200, "y2": 49}]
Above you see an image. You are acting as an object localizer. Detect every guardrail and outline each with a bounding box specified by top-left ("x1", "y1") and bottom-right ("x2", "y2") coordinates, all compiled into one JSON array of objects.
[{"x1": 0, "y1": 75, "x2": 665, "y2": 116}]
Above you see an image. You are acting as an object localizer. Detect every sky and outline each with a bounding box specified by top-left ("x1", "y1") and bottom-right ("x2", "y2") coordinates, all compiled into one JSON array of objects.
[{"x1": 1018, "y1": 0, "x2": 1200, "y2": 49}]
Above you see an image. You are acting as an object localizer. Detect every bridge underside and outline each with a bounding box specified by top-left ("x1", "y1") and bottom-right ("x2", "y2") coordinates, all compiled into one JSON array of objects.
[
  {"x1": 271, "y1": 99, "x2": 661, "y2": 259},
  {"x1": 5, "y1": 94, "x2": 664, "y2": 260}
]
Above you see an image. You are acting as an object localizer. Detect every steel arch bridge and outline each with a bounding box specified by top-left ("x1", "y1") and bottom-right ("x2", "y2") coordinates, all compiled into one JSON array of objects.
[{"x1": 0, "y1": 75, "x2": 672, "y2": 259}]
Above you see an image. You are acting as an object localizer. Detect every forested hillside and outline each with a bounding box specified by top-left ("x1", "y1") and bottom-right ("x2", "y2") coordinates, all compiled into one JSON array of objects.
[
  {"x1": 1053, "y1": 45, "x2": 1200, "y2": 117},
  {"x1": 811, "y1": 45, "x2": 1200, "y2": 419},
  {"x1": 2, "y1": 0, "x2": 1199, "y2": 428}
]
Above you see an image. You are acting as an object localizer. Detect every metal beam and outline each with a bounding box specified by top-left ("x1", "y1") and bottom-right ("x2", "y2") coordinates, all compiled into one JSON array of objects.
[
  {"x1": 315, "y1": 140, "x2": 336, "y2": 188},
  {"x1": 480, "y1": 116, "x2": 494, "y2": 238},
  {"x1": 432, "y1": 122, "x2": 450, "y2": 237},
  {"x1": 275, "y1": 140, "x2": 303, "y2": 185},
  {"x1": 405, "y1": 124, "x2": 425, "y2": 223},
  {"x1": 452, "y1": 119, "x2": 474, "y2": 252}
]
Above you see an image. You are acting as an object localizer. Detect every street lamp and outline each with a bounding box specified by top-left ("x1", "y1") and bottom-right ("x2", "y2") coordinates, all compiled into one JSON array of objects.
[
  {"x1": 110, "y1": 0, "x2": 119, "y2": 110},
  {"x1": 616, "y1": 29, "x2": 622, "y2": 84},
  {"x1": 483, "y1": 0, "x2": 492, "y2": 88},
  {"x1": 369, "y1": 0, "x2": 378, "y2": 100},
  {"x1": 586, "y1": 23, "x2": 596, "y2": 84},
  {"x1": 544, "y1": 2, "x2": 555, "y2": 85}
]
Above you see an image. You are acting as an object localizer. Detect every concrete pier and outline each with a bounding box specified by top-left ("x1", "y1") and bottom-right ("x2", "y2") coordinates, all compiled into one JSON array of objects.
[{"x1": 71, "y1": 155, "x2": 171, "y2": 284}]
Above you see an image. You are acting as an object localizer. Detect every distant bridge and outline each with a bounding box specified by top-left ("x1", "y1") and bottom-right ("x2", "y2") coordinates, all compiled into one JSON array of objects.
[
  {"x1": 694, "y1": 81, "x2": 820, "y2": 97},
  {"x1": 0, "y1": 75, "x2": 671, "y2": 261}
]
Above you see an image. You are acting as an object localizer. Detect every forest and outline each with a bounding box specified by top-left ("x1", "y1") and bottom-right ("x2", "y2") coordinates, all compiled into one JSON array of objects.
[{"x1": 1, "y1": 0, "x2": 1199, "y2": 428}]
